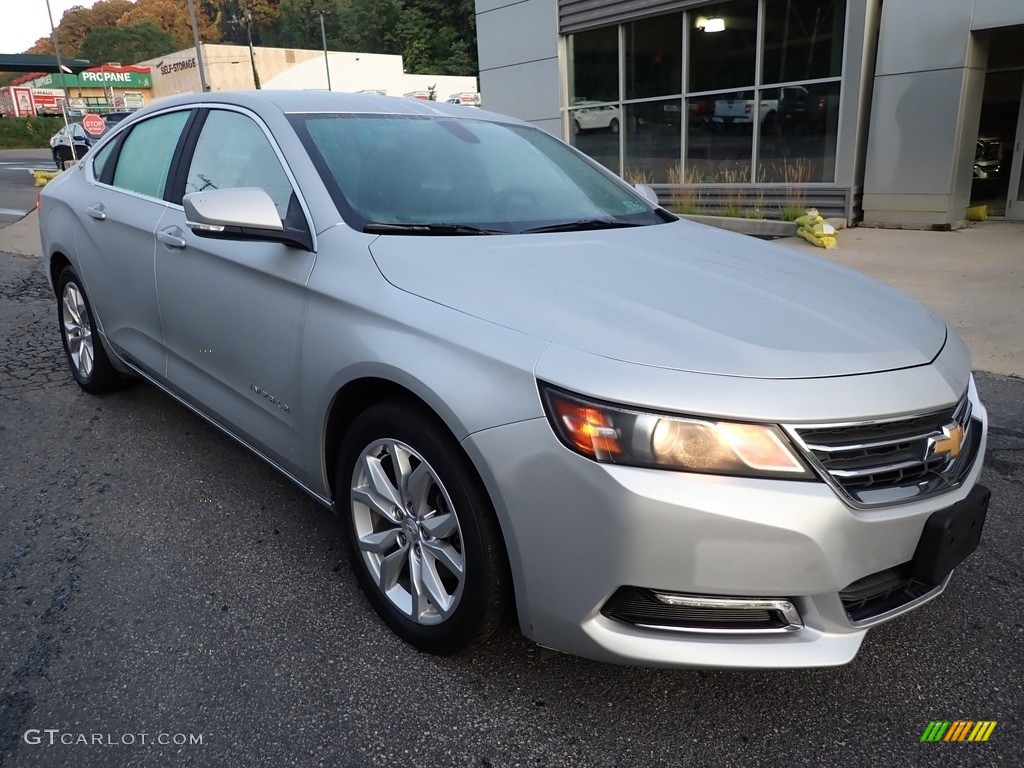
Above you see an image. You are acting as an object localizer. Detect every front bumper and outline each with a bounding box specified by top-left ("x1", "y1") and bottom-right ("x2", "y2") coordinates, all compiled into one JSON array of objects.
[{"x1": 463, "y1": 408, "x2": 988, "y2": 669}]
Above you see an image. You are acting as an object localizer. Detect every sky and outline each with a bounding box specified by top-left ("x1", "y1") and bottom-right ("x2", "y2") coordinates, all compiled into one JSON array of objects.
[{"x1": 2, "y1": 0, "x2": 101, "y2": 55}]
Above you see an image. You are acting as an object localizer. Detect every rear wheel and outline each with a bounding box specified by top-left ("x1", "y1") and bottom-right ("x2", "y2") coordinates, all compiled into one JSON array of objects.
[
  {"x1": 609, "y1": 118, "x2": 620, "y2": 134},
  {"x1": 55, "y1": 146, "x2": 72, "y2": 171},
  {"x1": 337, "y1": 403, "x2": 509, "y2": 654},
  {"x1": 57, "y1": 267, "x2": 120, "y2": 393}
]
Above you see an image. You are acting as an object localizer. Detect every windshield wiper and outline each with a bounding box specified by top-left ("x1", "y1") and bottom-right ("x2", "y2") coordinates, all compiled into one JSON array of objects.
[
  {"x1": 363, "y1": 222, "x2": 509, "y2": 235},
  {"x1": 521, "y1": 219, "x2": 645, "y2": 234}
]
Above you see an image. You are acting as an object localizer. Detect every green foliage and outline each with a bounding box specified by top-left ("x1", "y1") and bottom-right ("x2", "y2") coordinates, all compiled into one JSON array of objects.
[
  {"x1": 719, "y1": 201, "x2": 744, "y2": 219},
  {"x1": 779, "y1": 204, "x2": 806, "y2": 222},
  {"x1": 0, "y1": 117, "x2": 65, "y2": 149},
  {"x1": 0, "y1": 0, "x2": 479, "y2": 80},
  {"x1": 78, "y1": 22, "x2": 178, "y2": 65},
  {"x1": 276, "y1": 0, "x2": 477, "y2": 76}
]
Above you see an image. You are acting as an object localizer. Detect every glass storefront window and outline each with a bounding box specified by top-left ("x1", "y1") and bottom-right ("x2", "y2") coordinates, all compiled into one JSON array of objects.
[
  {"x1": 688, "y1": 0, "x2": 758, "y2": 93},
  {"x1": 625, "y1": 15, "x2": 682, "y2": 100},
  {"x1": 623, "y1": 99, "x2": 682, "y2": 183},
  {"x1": 762, "y1": 0, "x2": 846, "y2": 85},
  {"x1": 569, "y1": 27, "x2": 619, "y2": 105},
  {"x1": 757, "y1": 81, "x2": 840, "y2": 182},
  {"x1": 566, "y1": 1, "x2": 847, "y2": 188},
  {"x1": 569, "y1": 104, "x2": 621, "y2": 175},
  {"x1": 687, "y1": 91, "x2": 753, "y2": 182}
]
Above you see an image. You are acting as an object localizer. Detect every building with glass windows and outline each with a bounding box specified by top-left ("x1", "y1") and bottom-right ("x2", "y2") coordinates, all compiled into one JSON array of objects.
[{"x1": 475, "y1": 0, "x2": 1024, "y2": 225}]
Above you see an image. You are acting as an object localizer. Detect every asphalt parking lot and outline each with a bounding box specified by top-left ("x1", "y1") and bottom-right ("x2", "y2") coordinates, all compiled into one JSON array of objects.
[
  {"x1": 1, "y1": 180, "x2": 1022, "y2": 766},
  {"x1": 0, "y1": 150, "x2": 52, "y2": 228}
]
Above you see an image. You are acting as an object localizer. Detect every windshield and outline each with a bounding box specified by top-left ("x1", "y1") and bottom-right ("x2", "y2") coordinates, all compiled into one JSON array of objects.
[{"x1": 289, "y1": 114, "x2": 671, "y2": 234}]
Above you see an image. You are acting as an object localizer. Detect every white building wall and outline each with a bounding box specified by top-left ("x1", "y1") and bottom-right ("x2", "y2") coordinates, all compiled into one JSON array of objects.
[
  {"x1": 862, "y1": 0, "x2": 1024, "y2": 226},
  {"x1": 140, "y1": 44, "x2": 476, "y2": 102},
  {"x1": 475, "y1": 0, "x2": 560, "y2": 134}
]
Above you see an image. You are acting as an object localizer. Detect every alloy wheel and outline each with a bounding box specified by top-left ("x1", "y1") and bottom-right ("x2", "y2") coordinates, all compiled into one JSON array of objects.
[
  {"x1": 61, "y1": 282, "x2": 94, "y2": 378},
  {"x1": 350, "y1": 438, "x2": 466, "y2": 625}
]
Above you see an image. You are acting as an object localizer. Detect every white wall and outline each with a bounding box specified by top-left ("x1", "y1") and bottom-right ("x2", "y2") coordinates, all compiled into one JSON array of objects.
[{"x1": 475, "y1": 0, "x2": 561, "y2": 134}]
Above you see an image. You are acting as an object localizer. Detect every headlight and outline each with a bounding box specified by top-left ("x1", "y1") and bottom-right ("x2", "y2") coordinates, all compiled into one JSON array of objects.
[{"x1": 539, "y1": 383, "x2": 815, "y2": 480}]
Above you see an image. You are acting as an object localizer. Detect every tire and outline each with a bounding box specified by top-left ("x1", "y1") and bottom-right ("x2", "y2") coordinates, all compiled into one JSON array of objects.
[
  {"x1": 55, "y1": 147, "x2": 71, "y2": 171},
  {"x1": 57, "y1": 267, "x2": 120, "y2": 394},
  {"x1": 609, "y1": 118, "x2": 620, "y2": 134},
  {"x1": 337, "y1": 402, "x2": 509, "y2": 655},
  {"x1": 573, "y1": 119, "x2": 581, "y2": 135}
]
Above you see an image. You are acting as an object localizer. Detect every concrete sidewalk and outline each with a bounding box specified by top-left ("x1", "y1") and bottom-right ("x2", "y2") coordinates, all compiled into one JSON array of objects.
[
  {"x1": 3, "y1": 209, "x2": 1022, "y2": 376},
  {"x1": 777, "y1": 221, "x2": 1024, "y2": 378}
]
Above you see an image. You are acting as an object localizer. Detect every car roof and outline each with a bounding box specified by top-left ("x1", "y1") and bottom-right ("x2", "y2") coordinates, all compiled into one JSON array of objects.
[{"x1": 141, "y1": 90, "x2": 521, "y2": 126}]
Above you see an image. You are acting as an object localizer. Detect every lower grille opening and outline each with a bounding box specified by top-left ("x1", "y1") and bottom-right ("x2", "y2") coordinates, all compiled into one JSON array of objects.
[
  {"x1": 602, "y1": 587, "x2": 802, "y2": 634},
  {"x1": 839, "y1": 564, "x2": 938, "y2": 623}
]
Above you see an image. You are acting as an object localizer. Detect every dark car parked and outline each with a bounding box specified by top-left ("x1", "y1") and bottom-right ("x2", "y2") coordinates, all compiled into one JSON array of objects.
[{"x1": 49, "y1": 122, "x2": 106, "y2": 170}]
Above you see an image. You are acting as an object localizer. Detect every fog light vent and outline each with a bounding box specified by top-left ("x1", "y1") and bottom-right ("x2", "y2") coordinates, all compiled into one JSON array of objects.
[
  {"x1": 839, "y1": 563, "x2": 938, "y2": 624},
  {"x1": 602, "y1": 587, "x2": 803, "y2": 634}
]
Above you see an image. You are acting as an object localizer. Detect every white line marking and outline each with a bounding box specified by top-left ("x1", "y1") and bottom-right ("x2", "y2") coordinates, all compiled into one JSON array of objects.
[{"x1": 0, "y1": 208, "x2": 30, "y2": 217}]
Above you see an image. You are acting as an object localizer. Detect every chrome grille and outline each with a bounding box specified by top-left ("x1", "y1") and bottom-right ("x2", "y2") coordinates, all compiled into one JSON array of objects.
[{"x1": 788, "y1": 391, "x2": 980, "y2": 507}]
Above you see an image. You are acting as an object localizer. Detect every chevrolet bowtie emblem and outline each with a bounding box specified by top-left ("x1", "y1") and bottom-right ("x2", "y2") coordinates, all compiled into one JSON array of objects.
[{"x1": 927, "y1": 423, "x2": 964, "y2": 461}]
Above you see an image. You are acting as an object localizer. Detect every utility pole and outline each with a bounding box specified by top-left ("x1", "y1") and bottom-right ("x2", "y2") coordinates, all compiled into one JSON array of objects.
[
  {"x1": 317, "y1": 11, "x2": 332, "y2": 91},
  {"x1": 186, "y1": 0, "x2": 210, "y2": 92},
  {"x1": 242, "y1": 1, "x2": 261, "y2": 89},
  {"x1": 45, "y1": 0, "x2": 77, "y2": 160}
]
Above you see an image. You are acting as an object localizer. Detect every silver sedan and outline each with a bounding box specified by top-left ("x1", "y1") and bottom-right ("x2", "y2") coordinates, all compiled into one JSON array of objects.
[{"x1": 38, "y1": 91, "x2": 990, "y2": 668}]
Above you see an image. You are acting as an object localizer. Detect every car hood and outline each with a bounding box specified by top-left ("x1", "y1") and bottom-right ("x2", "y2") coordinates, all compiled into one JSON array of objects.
[{"x1": 367, "y1": 220, "x2": 947, "y2": 379}]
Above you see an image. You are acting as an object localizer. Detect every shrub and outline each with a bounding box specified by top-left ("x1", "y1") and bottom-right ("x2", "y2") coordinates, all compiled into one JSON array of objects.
[{"x1": 0, "y1": 116, "x2": 65, "y2": 149}]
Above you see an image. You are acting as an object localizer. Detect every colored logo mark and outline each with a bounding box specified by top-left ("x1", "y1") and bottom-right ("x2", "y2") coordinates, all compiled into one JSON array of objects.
[{"x1": 920, "y1": 721, "x2": 997, "y2": 742}]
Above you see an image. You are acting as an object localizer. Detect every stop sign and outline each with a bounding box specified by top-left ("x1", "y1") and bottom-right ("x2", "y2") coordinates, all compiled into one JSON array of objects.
[{"x1": 82, "y1": 113, "x2": 106, "y2": 136}]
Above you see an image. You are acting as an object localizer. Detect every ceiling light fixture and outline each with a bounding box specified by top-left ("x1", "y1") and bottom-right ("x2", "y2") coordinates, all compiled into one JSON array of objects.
[{"x1": 696, "y1": 16, "x2": 726, "y2": 32}]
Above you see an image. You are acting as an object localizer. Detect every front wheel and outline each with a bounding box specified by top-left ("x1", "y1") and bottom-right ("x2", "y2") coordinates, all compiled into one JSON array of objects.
[
  {"x1": 337, "y1": 403, "x2": 510, "y2": 655},
  {"x1": 609, "y1": 118, "x2": 620, "y2": 134}
]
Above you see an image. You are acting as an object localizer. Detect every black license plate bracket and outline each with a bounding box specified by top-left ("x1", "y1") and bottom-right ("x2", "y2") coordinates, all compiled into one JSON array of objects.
[{"x1": 911, "y1": 484, "x2": 990, "y2": 584}]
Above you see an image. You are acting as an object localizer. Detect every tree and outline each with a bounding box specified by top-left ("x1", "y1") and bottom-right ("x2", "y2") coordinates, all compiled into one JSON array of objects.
[
  {"x1": 117, "y1": 0, "x2": 221, "y2": 49},
  {"x1": 217, "y1": 0, "x2": 282, "y2": 45},
  {"x1": 274, "y1": 0, "x2": 477, "y2": 75},
  {"x1": 78, "y1": 22, "x2": 178, "y2": 65}
]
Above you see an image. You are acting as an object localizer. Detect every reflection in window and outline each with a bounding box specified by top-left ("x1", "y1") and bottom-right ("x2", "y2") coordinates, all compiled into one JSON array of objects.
[
  {"x1": 565, "y1": 1, "x2": 848, "y2": 194},
  {"x1": 569, "y1": 105, "x2": 621, "y2": 175},
  {"x1": 686, "y1": 91, "x2": 753, "y2": 182},
  {"x1": 569, "y1": 26, "x2": 619, "y2": 105},
  {"x1": 762, "y1": 0, "x2": 846, "y2": 85},
  {"x1": 111, "y1": 111, "x2": 189, "y2": 199},
  {"x1": 92, "y1": 140, "x2": 116, "y2": 180},
  {"x1": 186, "y1": 110, "x2": 294, "y2": 220},
  {"x1": 687, "y1": 0, "x2": 758, "y2": 93},
  {"x1": 757, "y1": 81, "x2": 840, "y2": 182},
  {"x1": 624, "y1": 100, "x2": 681, "y2": 183},
  {"x1": 625, "y1": 15, "x2": 682, "y2": 100}
]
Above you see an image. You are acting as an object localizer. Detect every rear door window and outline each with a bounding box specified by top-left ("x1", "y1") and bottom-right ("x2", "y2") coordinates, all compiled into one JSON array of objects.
[{"x1": 110, "y1": 111, "x2": 190, "y2": 199}]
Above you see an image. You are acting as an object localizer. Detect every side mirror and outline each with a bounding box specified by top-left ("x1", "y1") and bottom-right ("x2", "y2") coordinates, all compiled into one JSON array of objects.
[
  {"x1": 634, "y1": 183, "x2": 659, "y2": 206},
  {"x1": 183, "y1": 187, "x2": 312, "y2": 251}
]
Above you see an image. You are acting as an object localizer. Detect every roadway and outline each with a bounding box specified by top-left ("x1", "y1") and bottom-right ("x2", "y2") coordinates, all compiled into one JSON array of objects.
[{"x1": 0, "y1": 149, "x2": 53, "y2": 227}]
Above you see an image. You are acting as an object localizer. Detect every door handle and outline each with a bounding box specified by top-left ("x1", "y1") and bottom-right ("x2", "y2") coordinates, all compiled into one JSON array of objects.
[
  {"x1": 157, "y1": 227, "x2": 187, "y2": 249},
  {"x1": 85, "y1": 203, "x2": 106, "y2": 221}
]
